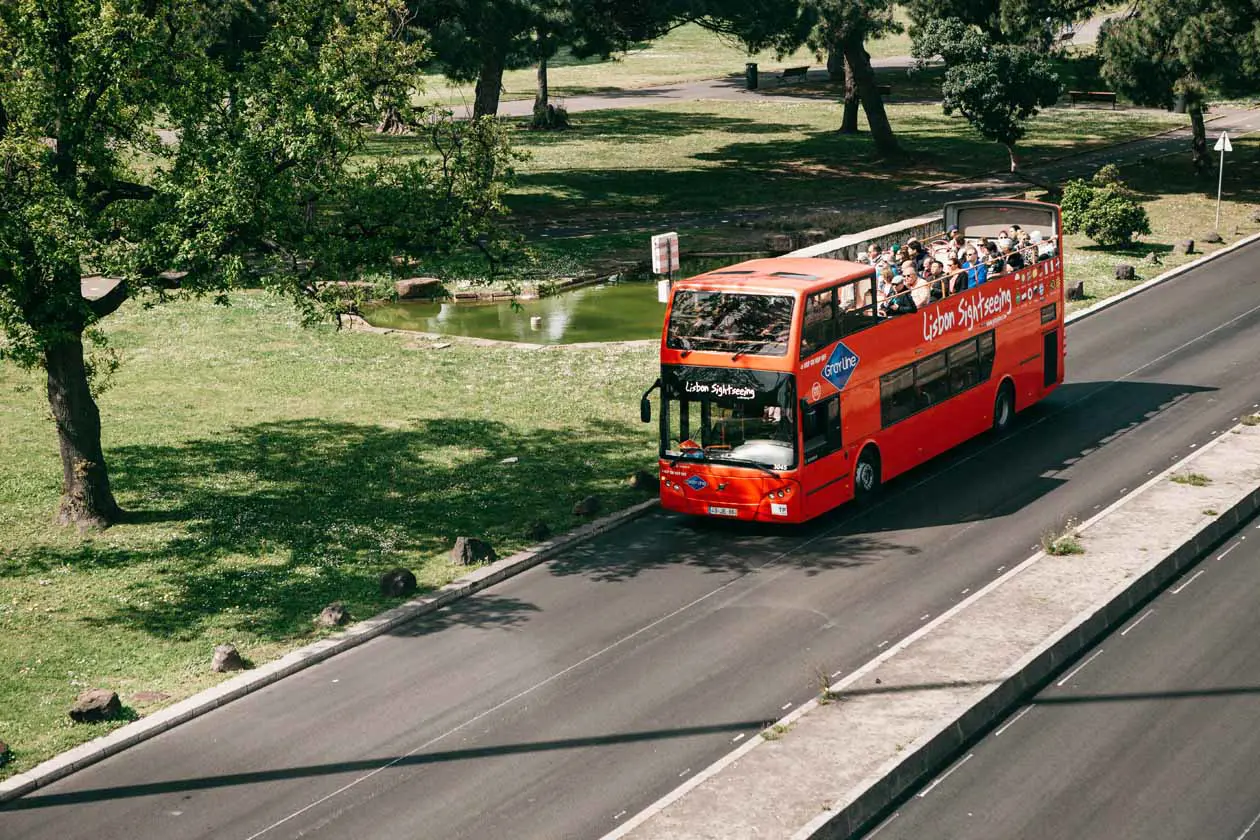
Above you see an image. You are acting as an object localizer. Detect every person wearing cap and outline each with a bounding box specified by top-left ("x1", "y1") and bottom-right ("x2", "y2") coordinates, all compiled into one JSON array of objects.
[{"x1": 885, "y1": 278, "x2": 917, "y2": 316}]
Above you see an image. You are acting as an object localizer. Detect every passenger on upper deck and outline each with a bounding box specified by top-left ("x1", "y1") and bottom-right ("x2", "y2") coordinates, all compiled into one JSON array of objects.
[
  {"x1": 861, "y1": 242, "x2": 883, "y2": 265},
  {"x1": 961, "y1": 246, "x2": 987, "y2": 288},
  {"x1": 902, "y1": 260, "x2": 931, "y2": 307},
  {"x1": 885, "y1": 274, "x2": 918, "y2": 316}
]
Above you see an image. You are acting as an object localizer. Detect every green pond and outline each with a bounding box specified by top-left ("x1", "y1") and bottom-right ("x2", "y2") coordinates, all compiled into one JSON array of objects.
[{"x1": 363, "y1": 280, "x2": 668, "y2": 344}]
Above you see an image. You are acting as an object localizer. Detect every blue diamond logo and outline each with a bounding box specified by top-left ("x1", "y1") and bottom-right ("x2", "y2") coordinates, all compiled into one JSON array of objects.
[
  {"x1": 685, "y1": 475, "x2": 708, "y2": 491},
  {"x1": 822, "y1": 341, "x2": 860, "y2": 391}
]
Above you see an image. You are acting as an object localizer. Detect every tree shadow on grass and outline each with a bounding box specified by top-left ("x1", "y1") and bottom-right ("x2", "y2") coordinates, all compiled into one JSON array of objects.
[{"x1": 5, "y1": 418, "x2": 655, "y2": 643}]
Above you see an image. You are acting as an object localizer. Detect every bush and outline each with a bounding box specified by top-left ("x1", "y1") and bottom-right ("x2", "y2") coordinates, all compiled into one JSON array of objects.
[{"x1": 1060, "y1": 178, "x2": 1150, "y2": 247}]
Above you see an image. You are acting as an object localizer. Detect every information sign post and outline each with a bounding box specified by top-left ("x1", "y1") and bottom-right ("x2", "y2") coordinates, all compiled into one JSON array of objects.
[
  {"x1": 1214, "y1": 131, "x2": 1232, "y2": 231},
  {"x1": 651, "y1": 232, "x2": 680, "y2": 303}
]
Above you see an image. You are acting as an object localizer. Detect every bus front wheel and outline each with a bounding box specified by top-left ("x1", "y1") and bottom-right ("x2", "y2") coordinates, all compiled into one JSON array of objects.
[
  {"x1": 854, "y1": 448, "x2": 881, "y2": 503},
  {"x1": 993, "y1": 382, "x2": 1016, "y2": 434}
]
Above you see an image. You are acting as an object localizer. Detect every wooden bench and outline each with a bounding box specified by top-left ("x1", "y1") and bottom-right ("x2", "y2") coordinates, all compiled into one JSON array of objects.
[
  {"x1": 1068, "y1": 90, "x2": 1117, "y2": 109},
  {"x1": 780, "y1": 66, "x2": 809, "y2": 83},
  {"x1": 1057, "y1": 30, "x2": 1075, "y2": 43}
]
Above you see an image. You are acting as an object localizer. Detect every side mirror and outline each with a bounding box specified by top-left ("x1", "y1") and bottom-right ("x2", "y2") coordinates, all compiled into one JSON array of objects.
[{"x1": 640, "y1": 397, "x2": 652, "y2": 424}]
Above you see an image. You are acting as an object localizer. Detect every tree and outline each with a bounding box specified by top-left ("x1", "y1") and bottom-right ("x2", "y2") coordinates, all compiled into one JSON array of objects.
[
  {"x1": 905, "y1": 0, "x2": 1102, "y2": 46},
  {"x1": 1097, "y1": 0, "x2": 1260, "y2": 174},
  {"x1": 913, "y1": 18, "x2": 1062, "y2": 172},
  {"x1": 0, "y1": 0, "x2": 517, "y2": 528}
]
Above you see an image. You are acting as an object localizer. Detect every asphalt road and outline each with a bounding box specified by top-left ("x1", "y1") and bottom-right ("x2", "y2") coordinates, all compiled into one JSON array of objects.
[
  {"x1": 864, "y1": 514, "x2": 1260, "y2": 840},
  {"x1": 6, "y1": 239, "x2": 1260, "y2": 840}
]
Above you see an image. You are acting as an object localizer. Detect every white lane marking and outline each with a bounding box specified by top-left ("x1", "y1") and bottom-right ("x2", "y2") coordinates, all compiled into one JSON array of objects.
[
  {"x1": 996, "y1": 565, "x2": 1006, "y2": 573},
  {"x1": 1236, "y1": 809, "x2": 1260, "y2": 840},
  {"x1": 678, "y1": 768, "x2": 691, "y2": 778},
  {"x1": 1171, "y1": 569, "x2": 1206, "y2": 594},
  {"x1": 732, "y1": 733, "x2": 745, "y2": 743},
  {"x1": 994, "y1": 705, "x2": 1034, "y2": 737},
  {"x1": 866, "y1": 812, "x2": 900, "y2": 838},
  {"x1": 613, "y1": 810, "x2": 627, "y2": 821},
  {"x1": 1056, "y1": 649, "x2": 1105, "y2": 687},
  {"x1": 1218, "y1": 542, "x2": 1242, "y2": 561},
  {"x1": 960, "y1": 588, "x2": 971, "y2": 595},
  {"x1": 917, "y1": 753, "x2": 973, "y2": 798},
  {"x1": 1120, "y1": 610, "x2": 1155, "y2": 636},
  {"x1": 782, "y1": 702, "x2": 793, "y2": 710},
  {"x1": 242, "y1": 573, "x2": 766, "y2": 839},
  {"x1": 831, "y1": 669, "x2": 843, "y2": 679},
  {"x1": 877, "y1": 640, "x2": 889, "y2": 649},
  {"x1": 920, "y1": 614, "x2": 931, "y2": 621}
]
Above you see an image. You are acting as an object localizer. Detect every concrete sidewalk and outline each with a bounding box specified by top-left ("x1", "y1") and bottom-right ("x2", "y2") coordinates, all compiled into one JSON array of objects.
[{"x1": 611, "y1": 421, "x2": 1260, "y2": 839}]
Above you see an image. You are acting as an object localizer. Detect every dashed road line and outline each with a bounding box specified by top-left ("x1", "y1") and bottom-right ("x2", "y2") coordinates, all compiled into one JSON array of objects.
[
  {"x1": 1056, "y1": 649, "x2": 1105, "y2": 687},
  {"x1": 917, "y1": 754, "x2": 974, "y2": 798},
  {"x1": 1120, "y1": 610, "x2": 1155, "y2": 636},
  {"x1": 994, "y1": 705, "x2": 1034, "y2": 737},
  {"x1": 1171, "y1": 569, "x2": 1206, "y2": 594}
]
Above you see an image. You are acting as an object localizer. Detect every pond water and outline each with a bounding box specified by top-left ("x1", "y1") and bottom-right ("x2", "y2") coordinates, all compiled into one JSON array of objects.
[{"x1": 363, "y1": 280, "x2": 667, "y2": 344}]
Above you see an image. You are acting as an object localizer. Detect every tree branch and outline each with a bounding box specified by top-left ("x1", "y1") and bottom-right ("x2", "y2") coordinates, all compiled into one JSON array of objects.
[
  {"x1": 89, "y1": 179, "x2": 156, "y2": 212},
  {"x1": 84, "y1": 277, "x2": 129, "y2": 319}
]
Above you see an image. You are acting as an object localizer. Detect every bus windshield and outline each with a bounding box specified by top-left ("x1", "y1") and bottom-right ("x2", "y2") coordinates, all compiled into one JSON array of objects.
[
  {"x1": 662, "y1": 365, "x2": 797, "y2": 470},
  {"x1": 666, "y1": 290, "x2": 795, "y2": 357}
]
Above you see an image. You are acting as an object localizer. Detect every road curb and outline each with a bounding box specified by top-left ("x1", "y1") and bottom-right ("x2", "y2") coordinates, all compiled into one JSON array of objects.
[
  {"x1": 798, "y1": 428, "x2": 1260, "y2": 839},
  {"x1": 0, "y1": 497, "x2": 661, "y2": 804},
  {"x1": 1064, "y1": 229, "x2": 1260, "y2": 326}
]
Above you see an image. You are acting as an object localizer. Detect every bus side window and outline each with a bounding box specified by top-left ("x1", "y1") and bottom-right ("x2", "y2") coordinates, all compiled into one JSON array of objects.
[
  {"x1": 977, "y1": 331, "x2": 996, "y2": 380},
  {"x1": 914, "y1": 352, "x2": 950, "y2": 408},
  {"x1": 880, "y1": 367, "x2": 916, "y2": 427},
  {"x1": 948, "y1": 339, "x2": 981, "y2": 394},
  {"x1": 801, "y1": 289, "x2": 838, "y2": 358},
  {"x1": 802, "y1": 395, "x2": 842, "y2": 462},
  {"x1": 842, "y1": 275, "x2": 880, "y2": 337}
]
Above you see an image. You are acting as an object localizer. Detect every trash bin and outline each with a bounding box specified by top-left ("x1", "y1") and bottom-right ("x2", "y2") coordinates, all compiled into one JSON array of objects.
[{"x1": 745, "y1": 62, "x2": 758, "y2": 91}]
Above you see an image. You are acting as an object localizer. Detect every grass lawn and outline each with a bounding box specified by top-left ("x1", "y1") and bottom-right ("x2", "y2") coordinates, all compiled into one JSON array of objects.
[
  {"x1": 0, "y1": 295, "x2": 659, "y2": 778},
  {"x1": 1057, "y1": 133, "x2": 1260, "y2": 311},
  {"x1": 419, "y1": 21, "x2": 916, "y2": 108}
]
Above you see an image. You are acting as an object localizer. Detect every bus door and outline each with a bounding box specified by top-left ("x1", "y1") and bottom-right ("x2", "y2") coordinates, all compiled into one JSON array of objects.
[
  {"x1": 1043, "y1": 328, "x2": 1060, "y2": 388},
  {"x1": 800, "y1": 394, "x2": 846, "y2": 517}
]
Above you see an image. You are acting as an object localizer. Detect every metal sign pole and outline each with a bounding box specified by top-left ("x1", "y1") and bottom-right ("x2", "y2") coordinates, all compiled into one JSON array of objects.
[{"x1": 1214, "y1": 131, "x2": 1232, "y2": 231}]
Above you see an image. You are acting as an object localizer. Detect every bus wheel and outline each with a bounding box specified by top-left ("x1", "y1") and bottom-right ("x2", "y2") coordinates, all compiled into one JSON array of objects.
[
  {"x1": 854, "y1": 448, "x2": 881, "y2": 503},
  {"x1": 993, "y1": 382, "x2": 1016, "y2": 434}
]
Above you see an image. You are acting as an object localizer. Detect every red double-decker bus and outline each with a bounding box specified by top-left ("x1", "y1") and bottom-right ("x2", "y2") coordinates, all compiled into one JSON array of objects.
[{"x1": 641, "y1": 199, "x2": 1066, "y2": 523}]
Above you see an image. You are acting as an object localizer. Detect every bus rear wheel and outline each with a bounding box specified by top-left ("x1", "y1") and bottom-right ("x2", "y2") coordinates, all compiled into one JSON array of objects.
[
  {"x1": 854, "y1": 448, "x2": 881, "y2": 503},
  {"x1": 993, "y1": 382, "x2": 1016, "y2": 434}
]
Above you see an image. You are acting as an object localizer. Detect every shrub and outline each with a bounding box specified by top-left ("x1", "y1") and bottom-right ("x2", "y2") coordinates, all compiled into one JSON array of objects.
[{"x1": 1060, "y1": 179, "x2": 1150, "y2": 247}]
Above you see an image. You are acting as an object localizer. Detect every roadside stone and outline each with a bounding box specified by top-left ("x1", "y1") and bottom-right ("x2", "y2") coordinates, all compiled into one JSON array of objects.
[
  {"x1": 451, "y1": 537, "x2": 497, "y2": 566},
  {"x1": 1251, "y1": 208, "x2": 1260, "y2": 224},
  {"x1": 525, "y1": 520, "x2": 552, "y2": 542},
  {"x1": 1175, "y1": 239, "x2": 1195, "y2": 256},
  {"x1": 765, "y1": 233, "x2": 794, "y2": 253},
  {"x1": 69, "y1": 689, "x2": 121, "y2": 723},
  {"x1": 211, "y1": 643, "x2": 246, "y2": 673},
  {"x1": 395, "y1": 277, "x2": 445, "y2": 299},
  {"x1": 316, "y1": 602, "x2": 350, "y2": 628},
  {"x1": 1201, "y1": 230, "x2": 1223, "y2": 244},
  {"x1": 629, "y1": 469, "x2": 659, "y2": 492},
  {"x1": 573, "y1": 495, "x2": 602, "y2": 517},
  {"x1": 1114, "y1": 263, "x2": 1135, "y2": 281},
  {"x1": 1067, "y1": 280, "x2": 1086, "y2": 301},
  {"x1": 379, "y1": 567, "x2": 418, "y2": 598},
  {"x1": 1144, "y1": 252, "x2": 1163, "y2": 266}
]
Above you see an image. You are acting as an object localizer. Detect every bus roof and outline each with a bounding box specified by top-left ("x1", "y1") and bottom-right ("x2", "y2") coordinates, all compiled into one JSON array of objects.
[{"x1": 682, "y1": 257, "x2": 872, "y2": 296}]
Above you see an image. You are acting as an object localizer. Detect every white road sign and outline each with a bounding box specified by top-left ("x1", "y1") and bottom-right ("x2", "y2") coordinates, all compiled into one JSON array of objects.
[{"x1": 1214, "y1": 132, "x2": 1232, "y2": 153}]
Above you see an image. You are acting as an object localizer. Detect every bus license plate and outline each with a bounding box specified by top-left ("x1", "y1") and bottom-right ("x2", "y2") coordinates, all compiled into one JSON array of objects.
[{"x1": 708, "y1": 505, "x2": 738, "y2": 517}]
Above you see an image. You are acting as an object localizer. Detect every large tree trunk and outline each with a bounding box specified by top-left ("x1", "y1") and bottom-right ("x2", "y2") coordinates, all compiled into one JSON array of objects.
[
  {"x1": 1189, "y1": 104, "x2": 1208, "y2": 175},
  {"x1": 841, "y1": 33, "x2": 898, "y2": 156},
  {"x1": 473, "y1": 45, "x2": 506, "y2": 118},
  {"x1": 534, "y1": 54, "x2": 549, "y2": 114},
  {"x1": 839, "y1": 51, "x2": 860, "y2": 134},
  {"x1": 45, "y1": 331, "x2": 121, "y2": 528}
]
